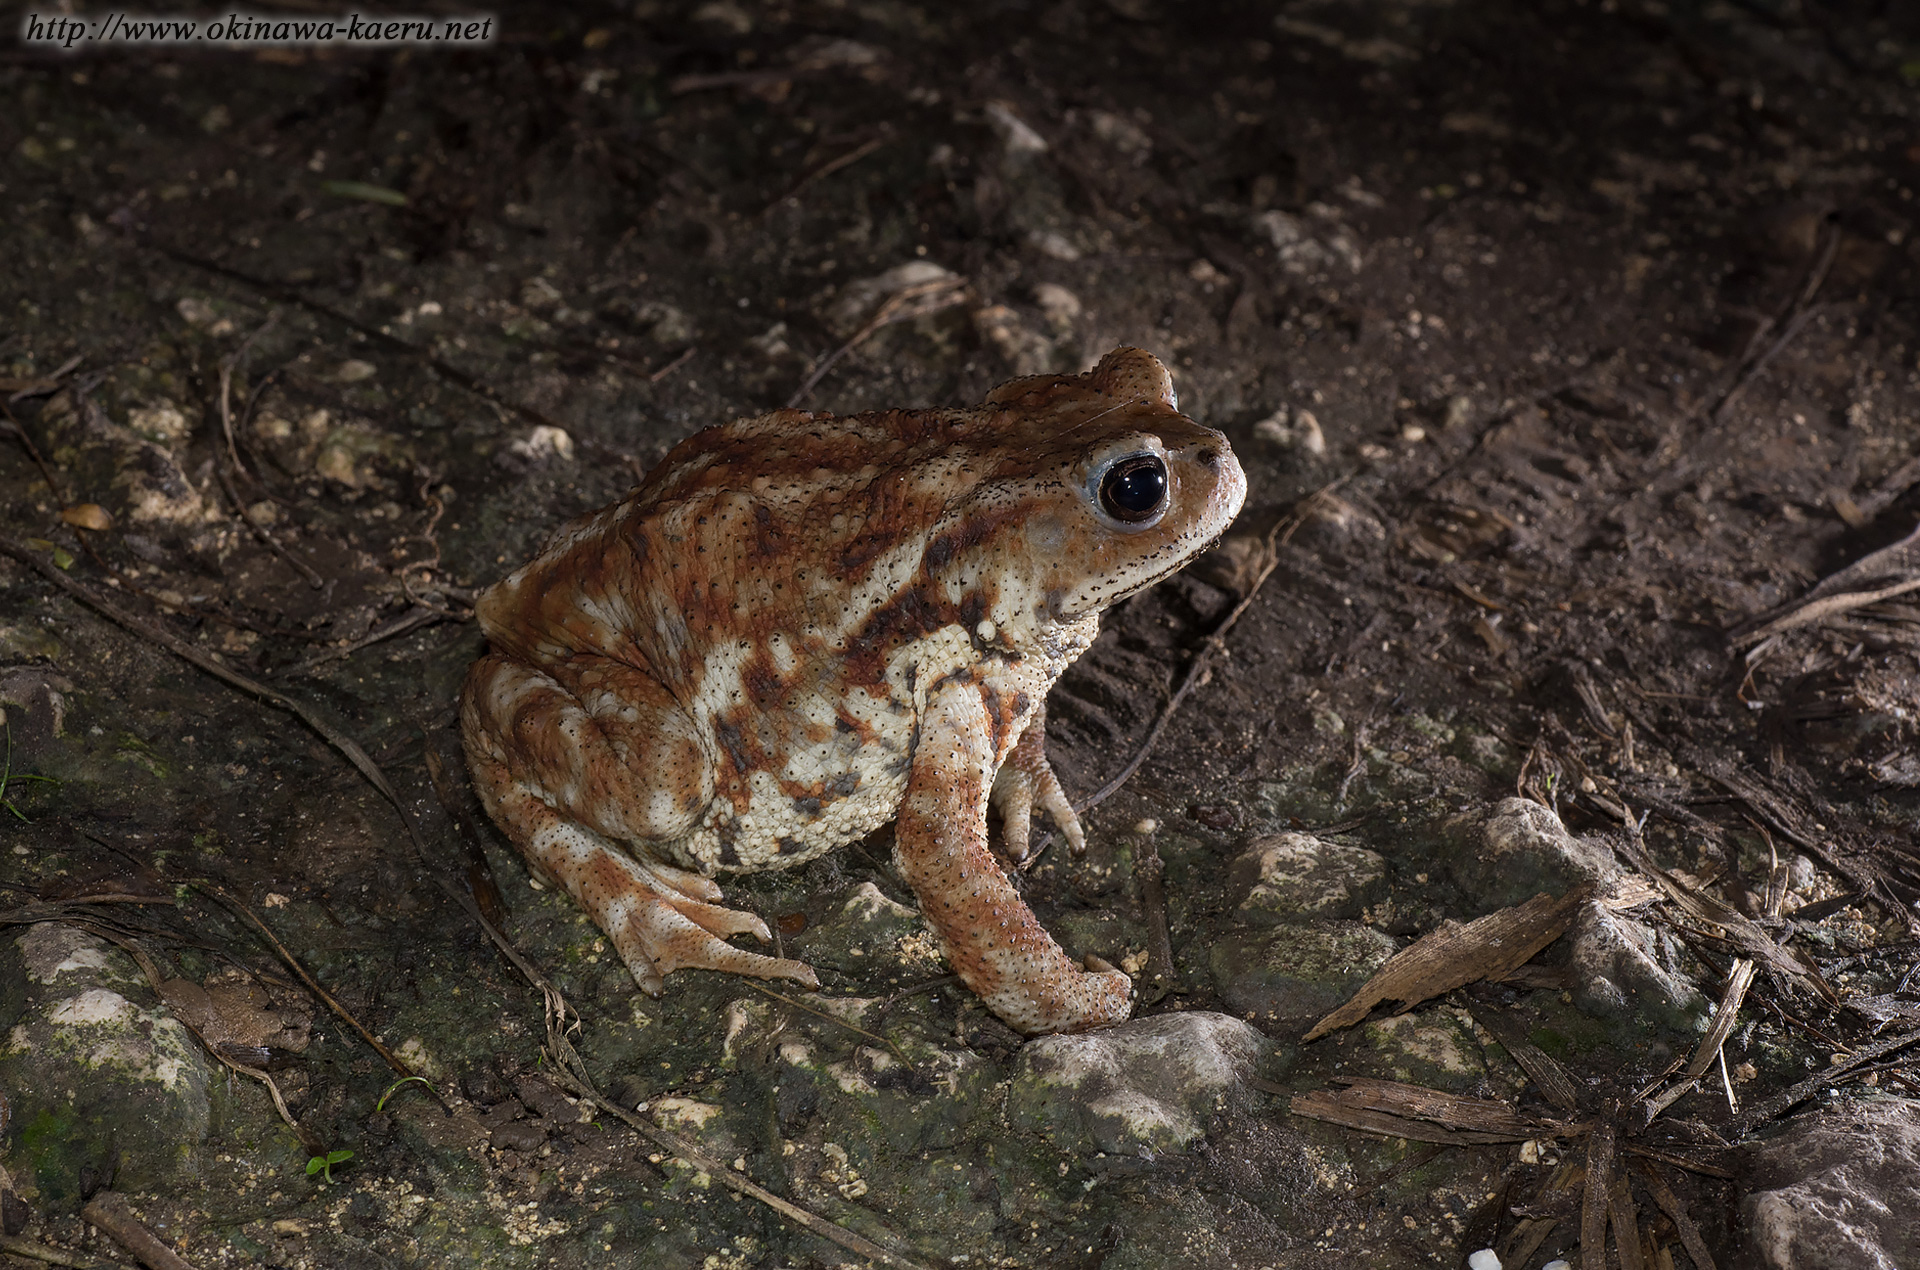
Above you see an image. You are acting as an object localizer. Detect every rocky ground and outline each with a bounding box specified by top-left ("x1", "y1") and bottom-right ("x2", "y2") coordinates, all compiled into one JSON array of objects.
[{"x1": 4, "y1": 1, "x2": 1920, "y2": 1267}]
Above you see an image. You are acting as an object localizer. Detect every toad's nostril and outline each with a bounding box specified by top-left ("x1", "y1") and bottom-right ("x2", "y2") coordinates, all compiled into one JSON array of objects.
[{"x1": 1196, "y1": 448, "x2": 1219, "y2": 468}]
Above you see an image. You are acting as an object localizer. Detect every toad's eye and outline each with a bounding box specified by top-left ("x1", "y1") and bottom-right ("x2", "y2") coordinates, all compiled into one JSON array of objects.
[{"x1": 1098, "y1": 453, "x2": 1168, "y2": 524}]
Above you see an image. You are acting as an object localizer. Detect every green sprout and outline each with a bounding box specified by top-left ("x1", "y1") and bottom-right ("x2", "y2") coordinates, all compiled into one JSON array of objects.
[
  {"x1": 305, "y1": 1149, "x2": 353, "y2": 1183},
  {"x1": 375, "y1": 1076, "x2": 436, "y2": 1113}
]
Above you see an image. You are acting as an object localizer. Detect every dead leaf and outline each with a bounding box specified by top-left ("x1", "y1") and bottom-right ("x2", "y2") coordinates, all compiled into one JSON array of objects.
[
  {"x1": 60, "y1": 503, "x2": 113, "y2": 531},
  {"x1": 1305, "y1": 888, "x2": 1586, "y2": 1041},
  {"x1": 1290, "y1": 1077, "x2": 1575, "y2": 1144}
]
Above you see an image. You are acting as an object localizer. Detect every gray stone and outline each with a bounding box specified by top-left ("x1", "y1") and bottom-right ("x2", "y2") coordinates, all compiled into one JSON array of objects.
[
  {"x1": 1448, "y1": 797, "x2": 1626, "y2": 910},
  {"x1": 1357, "y1": 1007, "x2": 1491, "y2": 1094},
  {"x1": 1209, "y1": 921, "x2": 1400, "y2": 1033},
  {"x1": 791, "y1": 881, "x2": 945, "y2": 982},
  {"x1": 1006, "y1": 1012, "x2": 1266, "y2": 1156},
  {"x1": 1567, "y1": 900, "x2": 1708, "y2": 1033},
  {"x1": 1228, "y1": 832, "x2": 1388, "y2": 923},
  {"x1": 0, "y1": 924, "x2": 214, "y2": 1211},
  {"x1": 1741, "y1": 1096, "x2": 1920, "y2": 1270},
  {"x1": 488, "y1": 1120, "x2": 547, "y2": 1153}
]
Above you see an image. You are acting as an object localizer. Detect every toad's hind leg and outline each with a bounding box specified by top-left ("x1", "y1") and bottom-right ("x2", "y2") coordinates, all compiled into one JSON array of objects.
[{"x1": 461, "y1": 654, "x2": 818, "y2": 995}]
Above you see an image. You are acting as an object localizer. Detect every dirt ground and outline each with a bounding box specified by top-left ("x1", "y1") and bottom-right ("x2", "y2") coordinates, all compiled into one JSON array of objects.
[{"x1": 5, "y1": 0, "x2": 1920, "y2": 1267}]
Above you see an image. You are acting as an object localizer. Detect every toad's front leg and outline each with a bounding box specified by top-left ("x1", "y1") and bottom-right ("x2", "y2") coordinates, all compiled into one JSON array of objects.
[{"x1": 893, "y1": 678, "x2": 1134, "y2": 1035}]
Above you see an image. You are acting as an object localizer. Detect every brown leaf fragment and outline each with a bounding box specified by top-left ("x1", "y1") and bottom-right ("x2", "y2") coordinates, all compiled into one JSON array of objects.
[
  {"x1": 1633, "y1": 1159, "x2": 1720, "y2": 1270},
  {"x1": 1472, "y1": 1006, "x2": 1582, "y2": 1114},
  {"x1": 1613, "y1": 832, "x2": 1834, "y2": 1002},
  {"x1": 1582, "y1": 1122, "x2": 1616, "y2": 1269},
  {"x1": 1305, "y1": 888, "x2": 1586, "y2": 1041},
  {"x1": 1608, "y1": 1166, "x2": 1647, "y2": 1270},
  {"x1": 1733, "y1": 519, "x2": 1920, "y2": 645},
  {"x1": 1289, "y1": 1077, "x2": 1574, "y2": 1144}
]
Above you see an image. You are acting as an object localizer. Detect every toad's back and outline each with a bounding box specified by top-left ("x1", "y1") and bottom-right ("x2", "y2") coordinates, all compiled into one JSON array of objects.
[{"x1": 473, "y1": 404, "x2": 1069, "y2": 873}]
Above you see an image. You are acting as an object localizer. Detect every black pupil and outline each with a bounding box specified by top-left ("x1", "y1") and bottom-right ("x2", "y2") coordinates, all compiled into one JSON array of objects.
[{"x1": 1102, "y1": 457, "x2": 1167, "y2": 521}]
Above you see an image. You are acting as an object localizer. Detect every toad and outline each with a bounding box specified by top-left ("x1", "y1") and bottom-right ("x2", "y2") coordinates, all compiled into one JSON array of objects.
[{"x1": 461, "y1": 347, "x2": 1245, "y2": 1034}]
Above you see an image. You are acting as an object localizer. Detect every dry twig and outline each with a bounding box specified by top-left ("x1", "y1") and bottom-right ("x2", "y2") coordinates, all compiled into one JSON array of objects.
[
  {"x1": 212, "y1": 319, "x2": 324, "y2": 589},
  {"x1": 0, "y1": 1233, "x2": 130, "y2": 1269},
  {"x1": 546, "y1": 1069, "x2": 936, "y2": 1270},
  {"x1": 1133, "y1": 835, "x2": 1176, "y2": 1003},
  {"x1": 79, "y1": 1192, "x2": 199, "y2": 1270},
  {"x1": 1074, "y1": 479, "x2": 1351, "y2": 820},
  {"x1": 786, "y1": 276, "x2": 970, "y2": 408}
]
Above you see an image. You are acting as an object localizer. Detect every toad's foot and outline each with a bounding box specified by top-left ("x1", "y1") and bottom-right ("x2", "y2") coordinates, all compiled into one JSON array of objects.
[
  {"x1": 486, "y1": 775, "x2": 818, "y2": 995},
  {"x1": 539, "y1": 824, "x2": 821, "y2": 996}
]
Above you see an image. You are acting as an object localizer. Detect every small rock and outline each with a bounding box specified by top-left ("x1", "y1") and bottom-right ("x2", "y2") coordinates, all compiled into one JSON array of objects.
[
  {"x1": 1007, "y1": 1012, "x2": 1265, "y2": 1156},
  {"x1": 1358, "y1": 1008, "x2": 1489, "y2": 1094},
  {"x1": 1567, "y1": 900, "x2": 1706, "y2": 1031},
  {"x1": 1253, "y1": 406, "x2": 1326, "y2": 456},
  {"x1": 488, "y1": 1120, "x2": 547, "y2": 1153},
  {"x1": 314, "y1": 419, "x2": 410, "y2": 488},
  {"x1": 690, "y1": 0, "x2": 753, "y2": 32},
  {"x1": 0, "y1": 925, "x2": 213, "y2": 1211},
  {"x1": 504, "y1": 425, "x2": 574, "y2": 467},
  {"x1": 1228, "y1": 832, "x2": 1387, "y2": 923},
  {"x1": 1087, "y1": 109, "x2": 1152, "y2": 158},
  {"x1": 519, "y1": 276, "x2": 563, "y2": 310},
  {"x1": 1188, "y1": 258, "x2": 1228, "y2": 285},
  {"x1": 983, "y1": 101, "x2": 1049, "y2": 155},
  {"x1": 514, "y1": 1074, "x2": 579, "y2": 1123},
  {"x1": 795, "y1": 882, "x2": 941, "y2": 979},
  {"x1": 126, "y1": 403, "x2": 191, "y2": 447},
  {"x1": 1209, "y1": 921, "x2": 1399, "y2": 1033},
  {"x1": 1251, "y1": 210, "x2": 1362, "y2": 275},
  {"x1": 174, "y1": 296, "x2": 218, "y2": 327},
  {"x1": 1446, "y1": 798, "x2": 1625, "y2": 911},
  {"x1": 1741, "y1": 1096, "x2": 1920, "y2": 1270},
  {"x1": 746, "y1": 322, "x2": 794, "y2": 361},
  {"x1": 1, "y1": 1188, "x2": 28, "y2": 1235},
  {"x1": 1026, "y1": 229, "x2": 1081, "y2": 261},
  {"x1": 1032, "y1": 282, "x2": 1082, "y2": 332},
  {"x1": 333, "y1": 359, "x2": 377, "y2": 383},
  {"x1": 972, "y1": 304, "x2": 1054, "y2": 376}
]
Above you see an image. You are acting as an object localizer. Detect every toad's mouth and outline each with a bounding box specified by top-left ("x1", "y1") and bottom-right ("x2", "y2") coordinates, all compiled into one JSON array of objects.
[{"x1": 1044, "y1": 525, "x2": 1237, "y2": 624}]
